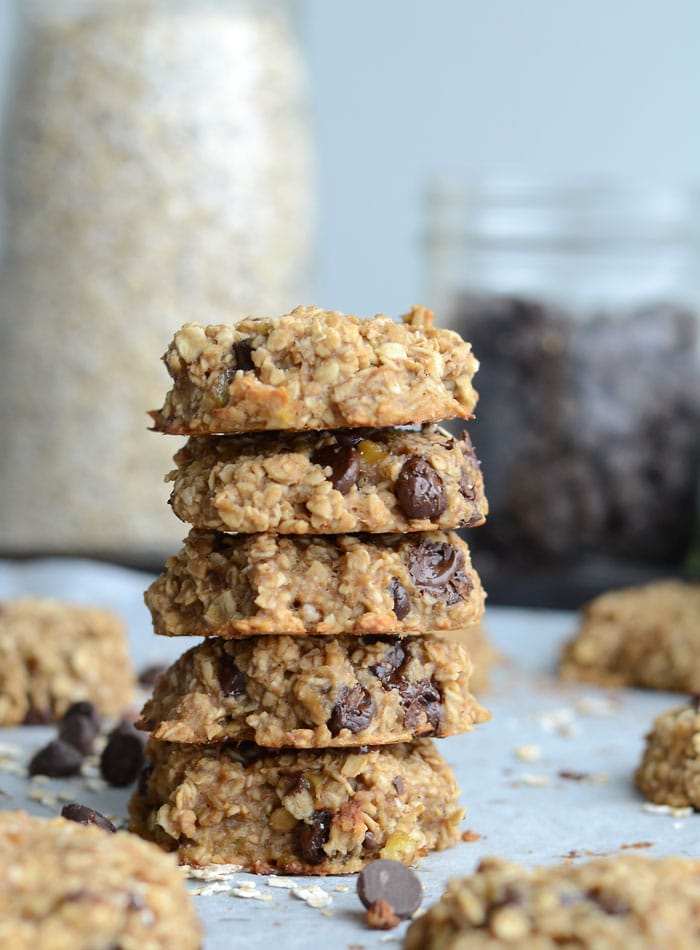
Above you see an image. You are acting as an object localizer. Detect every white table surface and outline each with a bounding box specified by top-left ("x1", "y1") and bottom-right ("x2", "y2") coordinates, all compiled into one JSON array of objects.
[{"x1": 1, "y1": 558, "x2": 697, "y2": 948}]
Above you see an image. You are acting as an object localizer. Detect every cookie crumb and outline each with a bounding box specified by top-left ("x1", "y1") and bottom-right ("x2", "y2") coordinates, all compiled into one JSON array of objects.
[
  {"x1": 461, "y1": 829, "x2": 481, "y2": 842},
  {"x1": 514, "y1": 744, "x2": 541, "y2": 762},
  {"x1": 367, "y1": 898, "x2": 400, "y2": 930}
]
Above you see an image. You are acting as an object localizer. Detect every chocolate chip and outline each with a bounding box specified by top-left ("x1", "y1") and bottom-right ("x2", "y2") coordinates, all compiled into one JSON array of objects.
[
  {"x1": 28, "y1": 739, "x2": 83, "y2": 777},
  {"x1": 395, "y1": 456, "x2": 447, "y2": 520},
  {"x1": 296, "y1": 810, "x2": 333, "y2": 866},
  {"x1": 363, "y1": 830, "x2": 381, "y2": 852},
  {"x1": 389, "y1": 579, "x2": 410, "y2": 621},
  {"x1": 328, "y1": 684, "x2": 374, "y2": 735},
  {"x1": 370, "y1": 639, "x2": 406, "y2": 684},
  {"x1": 400, "y1": 679, "x2": 442, "y2": 732},
  {"x1": 219, "y1": 655, "x2": 246, "y2": 698},
  {"x1": 407, "y1": 540, "x2": 472, "y2": 605},
  {"x1": 62, "y1": 701, "x2": 100, "y2": 730},
  {"x1": 392, "y1": 776, "x2": 405, "y2": 795},
  {"x1": 311, "y1": 443, "x2": 360, "y2": 494},
  {"x1": 61, "y1": 802, "x2": 116, "y2": 833},
  {"x1": 22, "y1": 707, "x2": 51, "y2": 725},
  {"x1": 232, "y1": 338, "x2": 255, "y2": 371},
  {"x1": 138, "y1": 665, "x2": 166, "y2": 688},
  {"x1": 100, "y1": 723, "x2": 146, "y2": 787},
  {"x1": 58, "y1": 714, "x2": 98, "y2": 756},
  {"x1": 283, "y1": 772, "x2": 310, "y2": 797},
  {"x1": 357, "y1": 859, "x2": 423, "y2": 919}
]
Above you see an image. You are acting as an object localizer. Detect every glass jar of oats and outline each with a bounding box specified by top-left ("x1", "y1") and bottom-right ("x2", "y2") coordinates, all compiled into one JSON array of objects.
[
  {"x1": 0, "y1": 0, "x2": 314, "y2": 563},
  {"x1": 426, "y1": 180, "x2": 700, "y2": 605}
]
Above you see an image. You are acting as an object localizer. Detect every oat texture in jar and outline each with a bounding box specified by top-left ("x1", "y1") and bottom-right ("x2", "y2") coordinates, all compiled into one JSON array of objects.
[{"x1": 0, "y1": 0, "x2": 313, "y2": 555}]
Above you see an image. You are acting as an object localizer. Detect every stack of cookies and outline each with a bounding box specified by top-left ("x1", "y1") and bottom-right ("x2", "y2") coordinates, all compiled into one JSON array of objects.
[{"x1": 129, "y1": 305, "x2": 490, "y2": 874}]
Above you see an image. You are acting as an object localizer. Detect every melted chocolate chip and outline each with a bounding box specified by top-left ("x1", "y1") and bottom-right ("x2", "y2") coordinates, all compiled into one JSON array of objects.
[
  {"x1": 357, "y1": 860, "x2": 423, "y2": 919},
  {"x1": 369, "y1": 639, "x2": 406, "y2": 684},
  {"x1": 389, "y1": 578, "x2": 410, "y2": 620},
  {"x1": 400, "y1": 679, "x2": 442, "y2": 732},
  {"x1": 137, "y1": 763, "x2": 153, "y2": 797},
  {"x1": 311, "y1": 443, "x2": 360, "y2": 495},
  {"x1": 283, "y1": 772, "x2": 310, "y2": 797},
  {"x1": 296, "y1": 810, "x2": 333, "y2": 865},
  {"x1": 395, "y1": 456, "x2": 447, "y2": 520},
  {"x1": 219, "y1": 656, "x2": 246, "y2": 698},
  {"x1": 363, "y1": 829, "x2": 381, "y2": 852},
  {"x1": 232, "y1": 338, "x2": 256, "y2": 371},
  {"x1": 100, "y1": 722, "x2": 146, "y2": 788},
  {"x1": 29, "y1": 739, "x2": 83, "y2": 778},
  {"x1": 61, "y1": 802, "x2": 116, "y2": 833},
  {"x1": 407, "y1": 540, "x2": 472, "y2": 605},
  {"x1": 328, "y1": 685, "x2": 375, "y2": 735}
]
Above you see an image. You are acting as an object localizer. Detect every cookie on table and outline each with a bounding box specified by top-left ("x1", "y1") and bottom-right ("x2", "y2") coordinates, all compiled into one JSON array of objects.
[
  {"x1": 559, "y1": 580, "x2": 700, "y2": 691},
  {"x1": 404, "y1": 854, "x2": 700, "y2": 948},
  {"x1": 129, "y1": 737, "x2": 463, "y2": 874},
  {"x1": 145, "y1": 529, "x2": 485, "y2": 638},
  {"x1": 635, "y1": 698, "x2": 700, "y2": 809},
  {"x1": 0, "y1": 598, "x2": 134, "y2": 725},
  {"x1": 0, "y1": 811, "x2": 201, "y2": 949},
  {"x1": 167, "y1": 425, "x2": 487, "y2": 535},
  {"x1": 149, "y1": 305, "x2": 479, "y2": 435},
  {"x1": 137, "y1": 634, "x2": 490, "y2": 747}
]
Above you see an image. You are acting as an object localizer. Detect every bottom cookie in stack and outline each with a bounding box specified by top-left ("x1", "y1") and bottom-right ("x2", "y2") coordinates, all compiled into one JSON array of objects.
[{"x1": 128, "y1": 737, "x2": 464, "y2": 874}]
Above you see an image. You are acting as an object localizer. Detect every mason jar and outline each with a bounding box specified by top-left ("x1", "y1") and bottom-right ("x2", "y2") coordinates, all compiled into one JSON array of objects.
[
  {"x1": 0, "y1": 0, "x2": 314, "y2": 563},
  {"x1": 426, "y1": 179, "x2": 700, "y2": 605}
]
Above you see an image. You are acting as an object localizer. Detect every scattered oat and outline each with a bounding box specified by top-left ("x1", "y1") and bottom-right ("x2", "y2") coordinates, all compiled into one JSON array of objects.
[
  {"x1": 514, "y1": 744, "x2": 541, "y2": 762},
  {"x1": 267, "y1": 878, "x2": 297, "y2": 889},
  {"x1": 231, "y1": 886, "x2": 272, "y2": 902},
  {"x1": 291, "y1": 884, "x2": 332, "y2": 909},
  {"x1": 27, "y1": 788, "x2": 59, "y2": 808},
  {"x1": 82, "y1": 777, "x2": 108, "y2": 793},
  {"x1": 28, "y1": 773, "x2": 51, "y2": 785},
  {"x1": 642, "y1": 803, "x2": 693, "y2": 818},
  {"x1": 575, "y1": 695, "x2": 618, "y2": 717},
  {"x1": 537, "y1": 707, "x2": 578, "y2": 737},
  {"x1": 333, "y1": 884, "x2": 349, "y2": 892},
  {"x1": 183, "y1": 864, "x2": 244, "y2": 881},
  {"x1": 519, "y1": 773, "x2": 550, "y2": 787},
  {"x1": 190, "y1": 882, "x2": 232, "y2": 897},
  {"x1": 0, "y1": 743, "x2": 21, "y2": 758}
]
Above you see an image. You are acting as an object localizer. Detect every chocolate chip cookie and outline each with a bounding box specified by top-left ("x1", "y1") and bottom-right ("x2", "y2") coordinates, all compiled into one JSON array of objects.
[
  {"x1": 0, "y1": 598, "x2": 134, "y2": 725},
  {"x1": 559, "y1": 580, "x2": 700, "y2": 691},
  {"x1": 145, "y1": 529, "x2": 485, "y2": 638},
  {"x1": 137, "y1": 634, "x2": 490, "y2": 747},
  {"x1": 149, "y1": 305, "x2": 479, "y2": 435},
  {"x1": 405, "y1": 854, "x2": 700, "y2": 948},
  {"x1": 0, "y1": 811, "x2": 201, "y2": 949},
  {"x1": 635, "y1": 699, "x2": 700, "y2": 809},
  {"x1": 129, "y1": 737, "x2": 464, "y2": 873},
  {"x1": 167, "y1": 425, "x2": 486, "y2": 535}
]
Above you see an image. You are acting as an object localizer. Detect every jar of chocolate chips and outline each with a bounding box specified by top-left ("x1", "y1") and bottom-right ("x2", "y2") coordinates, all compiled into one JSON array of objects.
[{"x1": 426, "y1": 180, "x2": 700, "y2": 605}]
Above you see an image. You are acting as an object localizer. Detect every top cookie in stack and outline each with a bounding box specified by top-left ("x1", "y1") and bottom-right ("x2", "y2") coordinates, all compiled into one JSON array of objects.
[{"x1": 132, "y1": 305, "x2": 489, "y2": 874}]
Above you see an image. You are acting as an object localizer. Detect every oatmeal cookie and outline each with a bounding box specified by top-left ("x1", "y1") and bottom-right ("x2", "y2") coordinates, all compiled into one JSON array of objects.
[
  {"x1": 167, "y1": 425, "x2": 486, "y2": 535},
  {"x1": 0, "y1": 598, "x2": 134, "y2": 725},
  {"x1": 404, "y1": 854, "x2": 700, "y2": 949},
  {"x1": 145, "y1": 529, "x2": 485, "y2": 638},
  {"x1": 559, "y1": 580, "x2": 700, "y2": 691},
  {"x1": 129, "y1": 737, "x2": 463, "y2": 873},
  {"x1": 635, "y1": 699, "x2": 700, "y2": 809},
  {"x1": 137, "y1": 634, "x2": 490, "y2": 747},
  {"x1": 149, "y1": 305, "x2": 478, "y2": 434},
  {"x1": 0, "y1": 811, "x2": 201, "y2": 949}
]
